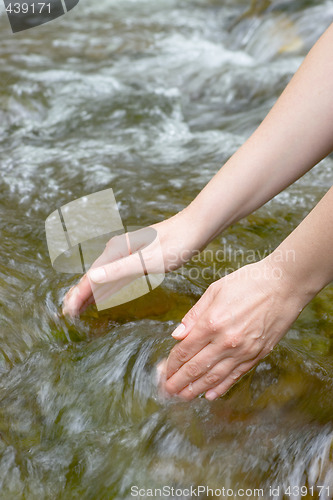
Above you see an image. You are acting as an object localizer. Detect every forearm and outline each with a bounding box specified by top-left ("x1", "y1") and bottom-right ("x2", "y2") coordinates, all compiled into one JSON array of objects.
[
  {"x1": 185, "y1": 23, "x2": 333, "y2": 249},
  {"x1": 268, "y1": 185, "x2": 333, "y2": 307}
]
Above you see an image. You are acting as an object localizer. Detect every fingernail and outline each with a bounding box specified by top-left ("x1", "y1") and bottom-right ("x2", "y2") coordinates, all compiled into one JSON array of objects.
[
  {"x1": 205, "y1": 391, "x2": 218, "y2": 401},
  {"x1": 172, "y1": 323, "x2": 186, "y2": 339},
  {"x1": 89, "y1": 267, "x2": 107, "y2": 283}
]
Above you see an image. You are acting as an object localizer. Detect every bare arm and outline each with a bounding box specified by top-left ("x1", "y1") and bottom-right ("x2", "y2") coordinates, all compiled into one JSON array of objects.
[{"x1": 186, "y1": 22, "x2": 333, "y2": 250}]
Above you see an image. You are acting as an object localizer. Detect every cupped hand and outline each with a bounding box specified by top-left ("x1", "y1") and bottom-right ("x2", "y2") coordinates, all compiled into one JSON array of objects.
[
  {"x1": 161, "y1": 257, "x2": 304, "y2": 401},
  {"x1": 62, "y1": 211, "x2": 199, "y2": 316}
]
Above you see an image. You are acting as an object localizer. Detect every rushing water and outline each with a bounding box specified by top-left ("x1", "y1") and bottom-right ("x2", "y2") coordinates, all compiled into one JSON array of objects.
[{"x1": 1, "y1": 0, "x2": 333, "y2": 498}]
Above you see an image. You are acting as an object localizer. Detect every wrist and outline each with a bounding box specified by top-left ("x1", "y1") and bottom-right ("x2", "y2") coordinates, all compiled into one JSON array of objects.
[
  {"x1": 180, "y1": 201, "x2": 227, "y2": 251},
  {"x1": 264, "y1": 249, "x2": 321, "y2": 311},
  {"x1": 167, "y1": 206, "x2": 210, "y2": 253},
  {"x1": 152, "y1": 209, "x2": 206, "y2": 271}
]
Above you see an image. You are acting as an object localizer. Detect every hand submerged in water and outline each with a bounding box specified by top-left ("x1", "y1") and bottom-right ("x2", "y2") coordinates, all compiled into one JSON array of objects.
[
  {"x1": 160, "y1": 257, "x2": 305, "y2": 401},
  {"x1": 62, "y1": 211, "x2": 200, "y2": 316}
]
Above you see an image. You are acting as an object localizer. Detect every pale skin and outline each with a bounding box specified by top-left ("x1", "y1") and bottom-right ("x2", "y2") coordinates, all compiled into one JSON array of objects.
[{"x1": 63, "y1": 23, "x2": 333, "y2": 401}]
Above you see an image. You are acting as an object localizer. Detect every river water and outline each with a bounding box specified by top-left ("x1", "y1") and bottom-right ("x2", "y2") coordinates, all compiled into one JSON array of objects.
[{"x1": 1, "y1": 0, "x2": 333, "y2": 498}]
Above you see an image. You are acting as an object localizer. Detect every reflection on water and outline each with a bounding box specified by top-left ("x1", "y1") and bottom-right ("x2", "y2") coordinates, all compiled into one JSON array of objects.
[{"x1": 0, "y1": 0, "x2": 333, "y2": 497}]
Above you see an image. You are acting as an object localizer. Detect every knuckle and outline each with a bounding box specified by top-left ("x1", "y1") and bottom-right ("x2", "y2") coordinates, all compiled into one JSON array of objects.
[
  {"x1": 106, "y1": 234, "x2": 121, "y2": 249},
  {"x1": 204, "y1": 314, "x2": 220, "y2": 334},
  {"x1": 247, "y1": 339, "x2": 262, "y2": 357},
  {"x1": 165, "y1": 380, "x2": 177, "y2": 395},
  {"x1": 205, "y1": 372, "x2": 220, "y2": 385},
  {"x1": 232, "y1": 370, "x2": 243, "y2": 380},
  {"x1": 204, "y1": 313, "x2": 232, "y2": 336},
  {"x1": 185, "y1": 307, "x2": 198, "y2": 324},
  {"x1": 185, "y1": 362, "x2": 201, "y2": 378},
  {"x1": 251, "y1": 346, "x2": 262, "y2": 358},
  {"x1": 172, "y1": 345, "x2": 189, "y2": 363},
  {"x1": 222, "y1": 331, "x2": 241, "y2": 349},
  {"x1": 140, "y1": 250, "x2": 154, "y2": 274},
  {"x1": 141, "y1": 249, "x2": 154, "y2": 267},
  {"x1": 261, "y1": 346, "x2": 272, "y2": 358},
  {"x1": 207, "y1": 282, "x2": 218, "y2": 295},
  {"x1": 105, "y1": 237, "x2": 114, "y2": 248},
  {"x1": 222, "y1": 334, "x2": 233, "y2": 349},
  {"x1": 110, "y1": 259, "x2": 121, "y2": 275}
]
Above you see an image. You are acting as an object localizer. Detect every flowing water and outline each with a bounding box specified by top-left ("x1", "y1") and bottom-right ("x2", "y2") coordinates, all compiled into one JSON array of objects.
[{"x1": 1, "y1": 0, "x2": 333, "y2": 498}]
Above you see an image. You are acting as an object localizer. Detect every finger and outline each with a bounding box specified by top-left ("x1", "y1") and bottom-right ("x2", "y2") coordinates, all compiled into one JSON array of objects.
[
  {"x1": 64, "y1": 249, "x2": 147, "y2": 315},
  {"x1": 62, "y1": 274, "x2": 93, "y2": 316},
  {"x1": 164, "y1": 342, "x2": 227, "y2": 395},
  {"x1": 88, "y1": 252, "x2": 144, "y2": 284},
  {"x1": 62, "y1": 233, "x2": 131, "y2": 316},
  {"x1": 171, "y1": 284, "x2": 218, "y2": 341},
  {"x1": 77, "y1": 289, "x2": 96, "y2": 315},
  {"x1": 176, "y1": 358, "x2": 236, "y2": 401},
  {"x1": 165, "y1": 325, "x2": 213, "y2": 382},
  {"x1": 89, "y1": 273, "x2": 141, "y2": 308},
  {"x1": 166, "y1": 297, "x2": 222, "y2": 379},
  {"x1": 89, "y1": 227, "x2": 162, "y2": 284},
  {"x1": 204, "y1": 358, "x2": 260, "y2": 401},
  {"x1": 75, "y1": 250, "x2": 144, "y2": 311},
  {"x1": 102, "y1": 233, "x2": 130, "y2": 262},
  {"x1": 178, "y1": 351, "x2": 265, "y2": 401}
]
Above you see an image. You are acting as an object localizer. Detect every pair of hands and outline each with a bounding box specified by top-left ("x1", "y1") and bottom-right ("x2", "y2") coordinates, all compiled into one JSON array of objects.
[{"x1": 63, "y1": 217, "x2": 303, "y2": 401}]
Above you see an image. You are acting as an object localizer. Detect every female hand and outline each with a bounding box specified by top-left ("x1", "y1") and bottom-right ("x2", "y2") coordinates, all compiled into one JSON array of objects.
[
  {"x1": 161, "y1": 256, "x2": 306, "y2": 401},
  {"x1": 62, "y1": 210, "x2": 200, "y2": 316}
]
